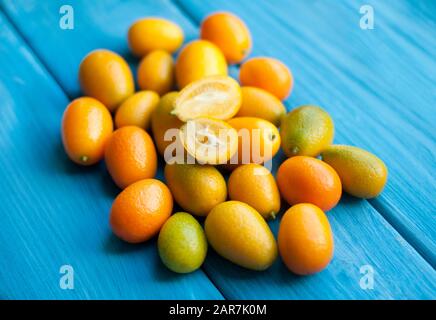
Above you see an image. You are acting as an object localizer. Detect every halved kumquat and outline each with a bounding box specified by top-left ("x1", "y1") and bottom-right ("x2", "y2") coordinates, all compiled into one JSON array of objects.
[
  {"x1": 173, "y1": 75, "x2": 241, "y2": 122},
  {"x1": 179, "y1": 117, "x2": 238, "y2": 165}
]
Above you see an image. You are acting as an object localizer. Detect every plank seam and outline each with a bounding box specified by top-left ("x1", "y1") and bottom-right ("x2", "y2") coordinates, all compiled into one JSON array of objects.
[
  {"x1": 5, "y1": 0, "x2": 432, "y2": 297},
  {"x1": 170, "y1": 0, "x2": 436, "y2": 271},
  {"x1": 171, "y1": 0, "x2": 202, "y2": 24},
  {"x1": 0, "y1": 5, "x2": 74, "y2": 100},
  {"x1": 260, "y1": 0, "x2": 436, "y2": 269},
  {"x1": 368, "y1": 199, "x2": 435, "y2": 269},
  {"x1": 167, "y1": 0, "x2": 231, "y2": 298},
  {"x1": 0, "y1": 4, "x2": 226, "y2": 299},
  {"x1": 198, "y1": 266, "x2": 228, "y2": 300}
]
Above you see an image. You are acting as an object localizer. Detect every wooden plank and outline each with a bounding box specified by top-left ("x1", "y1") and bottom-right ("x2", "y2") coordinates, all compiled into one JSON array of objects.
[
  {"x1": 0, "y1": 0, "x2": 198, "y2": 97},
  {"x1": 204, "y1": 192, "x2": 436, "y2": 299},
  {"x1": 1, "y1": 0, "x2": 435, "y2": 299},
  {"x1": 173, "y1": 0, "x2": 436, "y2": 266},
  {"x1": 0, "y1": 10, "x2": 222, "y2": 299},
  {"x1": 170, "y1": 0, "x2": 436, "y2": 299}
]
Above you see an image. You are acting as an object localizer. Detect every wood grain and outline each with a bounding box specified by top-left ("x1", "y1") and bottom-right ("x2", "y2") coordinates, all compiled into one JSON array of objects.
[
  {"x1": 173, "y1": 0, "x2": 436, "y2": 298},
  {"x1": 0, "y1": 9, "x2": 222, "y2": 300},
  {"x1": 0, "y1": 0, "x2": 435, "y2": 299},
  {"x1": 173, "y1": 0, "x2": 436, "y2": 267}
]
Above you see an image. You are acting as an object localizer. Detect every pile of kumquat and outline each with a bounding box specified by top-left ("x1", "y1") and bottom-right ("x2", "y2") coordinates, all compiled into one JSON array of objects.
[{"x1": 61, "y1": 12, "x2": 388, "y2": 275}]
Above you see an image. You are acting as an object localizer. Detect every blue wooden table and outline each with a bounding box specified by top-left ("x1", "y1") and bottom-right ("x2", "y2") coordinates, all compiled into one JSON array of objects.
[{"x1": 0, "y1": 0, "x2": 435, "y2": 299}]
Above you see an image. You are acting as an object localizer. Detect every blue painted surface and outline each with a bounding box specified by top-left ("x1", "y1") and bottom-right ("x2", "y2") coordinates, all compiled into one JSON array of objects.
[
  {"x1": 0, "y1": 0, "x2": 435, "y2": 299},
  {"x1": 0, "y1": 9, "x2": 222, "y2": 300},
  {"x1": 175, "y1": 0, "x2": 436, "y2": 267}
]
